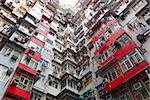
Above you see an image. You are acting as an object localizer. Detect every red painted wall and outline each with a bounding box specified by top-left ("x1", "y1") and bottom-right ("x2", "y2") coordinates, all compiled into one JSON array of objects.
[
  {"x1": 92, "y1": 19, "x2": 117, "y2": 42},
  {"x1": 105, "y1": 61, "x2": 149, "y2": 92},
  {"x1": 31, "y1": 37, "x2": 45, "y2": 48},
  {"x1": 6, "y1": 85, "x2": 31, "y2": 100},
  {"x1": 24, "y1": 48, "x2": 41, "y2": 61},
  {"x1": 96, "y1": 28, "x2": 126, "y2": 54},
  {"x1": 19, "y1": 63, "x2": 37, "y2": 75}
]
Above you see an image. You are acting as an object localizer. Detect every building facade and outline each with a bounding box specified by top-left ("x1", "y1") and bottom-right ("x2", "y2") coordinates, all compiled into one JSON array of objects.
[{"x1": 0, "y1": 0, "x2": 149, "y2": 100}]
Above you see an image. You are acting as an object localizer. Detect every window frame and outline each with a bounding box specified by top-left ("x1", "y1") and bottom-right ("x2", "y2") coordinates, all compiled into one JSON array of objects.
[
  {"x1": 18, "y1": 75, "x2": 33, "y2": 90},
  {"x1": 103, "y1": 65, "x2": 121, "y2": 82},
  {"x1": 120, "y1": 49, "x2": 144, "y2": 72}
]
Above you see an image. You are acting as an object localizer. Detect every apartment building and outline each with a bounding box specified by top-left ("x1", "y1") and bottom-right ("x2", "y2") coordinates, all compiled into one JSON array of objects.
[{"x1": 0, "y1": 0, "x2": 149, "y2": 100}]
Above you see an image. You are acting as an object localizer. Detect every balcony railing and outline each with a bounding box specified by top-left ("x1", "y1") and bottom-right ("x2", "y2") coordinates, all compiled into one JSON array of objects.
[
  {"x1": 96, "y1": 28, "x2": 125, "y2": 54},
  {"x1": 9, "y1": 33, "x2": 30, "y2": 48},
  {"x1": 18, "y1": 25, "x2": 32, "y2": 36},
  {"x1": 104, "y1": 60, "x2": 149, "y2": 92},
  {"x1": 92, "y1": 19, "x2": 117, "y2": 43},
  {"x1": 98, "y1": 40, "x2": 137, "y2": 69},
  {"x1": 5, "y1": 84, "x2": 31, "y2": 100}
]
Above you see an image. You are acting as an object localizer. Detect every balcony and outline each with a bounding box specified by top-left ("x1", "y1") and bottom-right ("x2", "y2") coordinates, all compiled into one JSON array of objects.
[
  {"x1": 25, "y1": 16, "x2": 38, "y2": 27},
  {"x1": 0, "y1": 49, "x2": 21, "y2": 69},
  {"x1": 28, "y1": 5, "x2": 43, "y2": 20},
  {"x1": 64, "y1": 55, "x2": 76, "y2": 64},
  {"x1": 79, "y1": 67, "x2": 91, "y2": 79},
  {"x1": 133, "y1": 0, "x2": 148, "y2": 14},
  {"x1": 137, "y1": 29, "x2": 150, "y2": 44},
  {"x1": 96, "y1": 28, "x2": 126, "y2": 54},
  {"x1": 54, "y1": 42, "x2": 63, "y2": 52},
  {"x1": 18, "y1": 25, "x2": 32, "y2": 36},
  {"x1": 9, "y1": 33, "x2": 30, "y2": 48},
  {"x1": 92, "y1": 19, "x2": 117, "y2": 43},
  {"x1": 61, "y1": 75, "x2": 79, "y2": 94},
  {"x1": 104, "y1": 60, "x2": 149, "y2": 92},
  {"x1": 53, "y1": 56, "x2": 63, "y2": 64},
  {"x1": 24, "y1": 48, "x2": 41, "y2": 61},
  {"x1": 5, "y1": 85, "x2": 31, "y2": 100},
  {"x1": 115, "y1": 0, "x2": 133, "y2": 15},
  {"x1": 0, "y1": 25, "x2": 12, "y2": 36},
  {"x1": 98, "y1": 40, "x2": 137, "y2": 69},
  {"x1": 46, "y1": 4, "x2": 56, "y2": 12},
  {"x1": 18, "y1": 63, "x2": 37, "y2": 75},
  {"x1": 12, "y1": 8, "x2": 26, "y2": 18},
  {"x1": 0, "y1": 10, "x2": 17, "y2": 24}
]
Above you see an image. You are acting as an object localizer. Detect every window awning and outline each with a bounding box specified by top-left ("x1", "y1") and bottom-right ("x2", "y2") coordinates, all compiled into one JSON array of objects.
[{"x1": 18, "y1": 63, "x2": 37, "y2": 75}]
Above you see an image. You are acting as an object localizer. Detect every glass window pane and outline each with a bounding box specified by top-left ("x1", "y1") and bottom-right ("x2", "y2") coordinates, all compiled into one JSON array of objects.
[
  {"x1": 121, "y1": 63, "x2": 127, "y2": 72},
  {"x1": 135, "y1": 53, "x2": 142, "y2": 62},
  {"x1": 126, "y1": 93, "x2": 133, "y2": 100},
  {"x1": 141, "y1": 90, "x2": 149, "y2": 99},
  {"x1": 125, "y1": 60, "x2": 132, "y2": 69},
  {"x1": 108, "y1": 72, "x2": 113, "y2": 81},
  {"x1": 115, "y1": 66, "x2": 121, "y2": 76},
  {"x1": 111, "y1": 69, "x2": 117, "y2": 79},
  {"x1": 120, "y1": 95, "x2": 125, "y2": 100},
  {"x1": 24, "y1": 80, "x2": 28, "y2": 85},
  {"x1": 20, "y1": 77, "x2": 24, "y2": 83},
  {"x1": 129, "y1": 56, "x2": 137, "y2": 65},
  {"x1": 136, "y1": 94, "x2": 143, "y2": 100}
]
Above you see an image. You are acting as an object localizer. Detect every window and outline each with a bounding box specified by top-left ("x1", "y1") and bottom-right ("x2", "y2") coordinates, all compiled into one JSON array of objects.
[
  {"x1": 1, "y1": 24, "x2": 11, "y2": 35},
  {"x1": 28, "y1": 59, "x2": 38, "y2": 69},
  {"x1": 112, "y1": 34, "x2": 130, "y2": 52},
  {"x1": 84, "y1": 74, "x2": 92, "y2": 88},
  {"x1": 95, "y1": 35, "x2": 107, "y2": 49},
  {"x1": 22, "y1": 57, "x2": 38, "y2": 69},
  {"x1": 36, "y1": 33, "x2": 45, "y2": 41},
  {"x1": 31, "y1": 93, "x2": 42, "y2": 100},
  {"x1": 98, "y1": 47, "x2": 112, "y2": 63},
  {"x1": 118, "y1": 34, "x2": 129, "y2": 46},
  {"x1": 62, "y1": 79, "x2": 67, "y2": 88},
  {"x1": 55, "y1": 42, "x2": 63, "y2": 51},
  {"x1": 114, "y1": 89, "x2": 133, "y2": 100},
  {"x1": 119, "y1": 92, "x2": 133, "y2": 100},
  {"x1": 38, "y1": 25, "x2": 48, "y2": 33},
  {"x1": 46, "y1": 38, "x2": 53, "y2": 45},
  {"x1": 2, "y1": 46, "x2": 13, "y2": 57},
  {"x1": 40, "y1": 58, "x2": 49, "y2": 67},
  {"x1": 28, "y1": 42, "x2": 42, "y2": 53},
  {"x1": 18, "y1": 75, "x2": 33, "y2": 90},
  {"x1": 0, "y1": 65, "x2": 8, "y2": 82},
  {"x1": 42, "y1": 48, "x2": 52, "y2": 58},
  {"x1": 46, "y1": 98, "x2": 53, "y2": 100},
  {"x1": 10, "y1": 51, "x2": 20, "y2": 61},
  {"x1": 120, "y1": 49, "x2": 143, "y2": 72},
  {"x1": 68, "y1": 80, "x2": 77, "y2": 89},
  {"x1": 109, "y1": 23, "x2": 120, "y2": 33},
  {"x1": 52, "y1": 64, "x2": 60, "y2": 75},
  {"x1": 0, "y1": 35, "x2": 3, "y2": 42},
  {"x1": 132, "y1": 0, "x2": 144, "y2": 11},
  {"x1": 103, "y1": 65, "x2": 121, "y2": 82},
  {"x1": 49, "y1": 81, "x2": 59, "y2": 89}
]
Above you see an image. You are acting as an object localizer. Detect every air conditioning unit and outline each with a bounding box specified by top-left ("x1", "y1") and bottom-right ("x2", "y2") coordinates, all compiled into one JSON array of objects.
[
  {"x1": 10, "y1": 55, "x2": 18, "y2": 61},
  {"x1": 133, "y1": 82, "x2": 142, "y2": 90}
]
